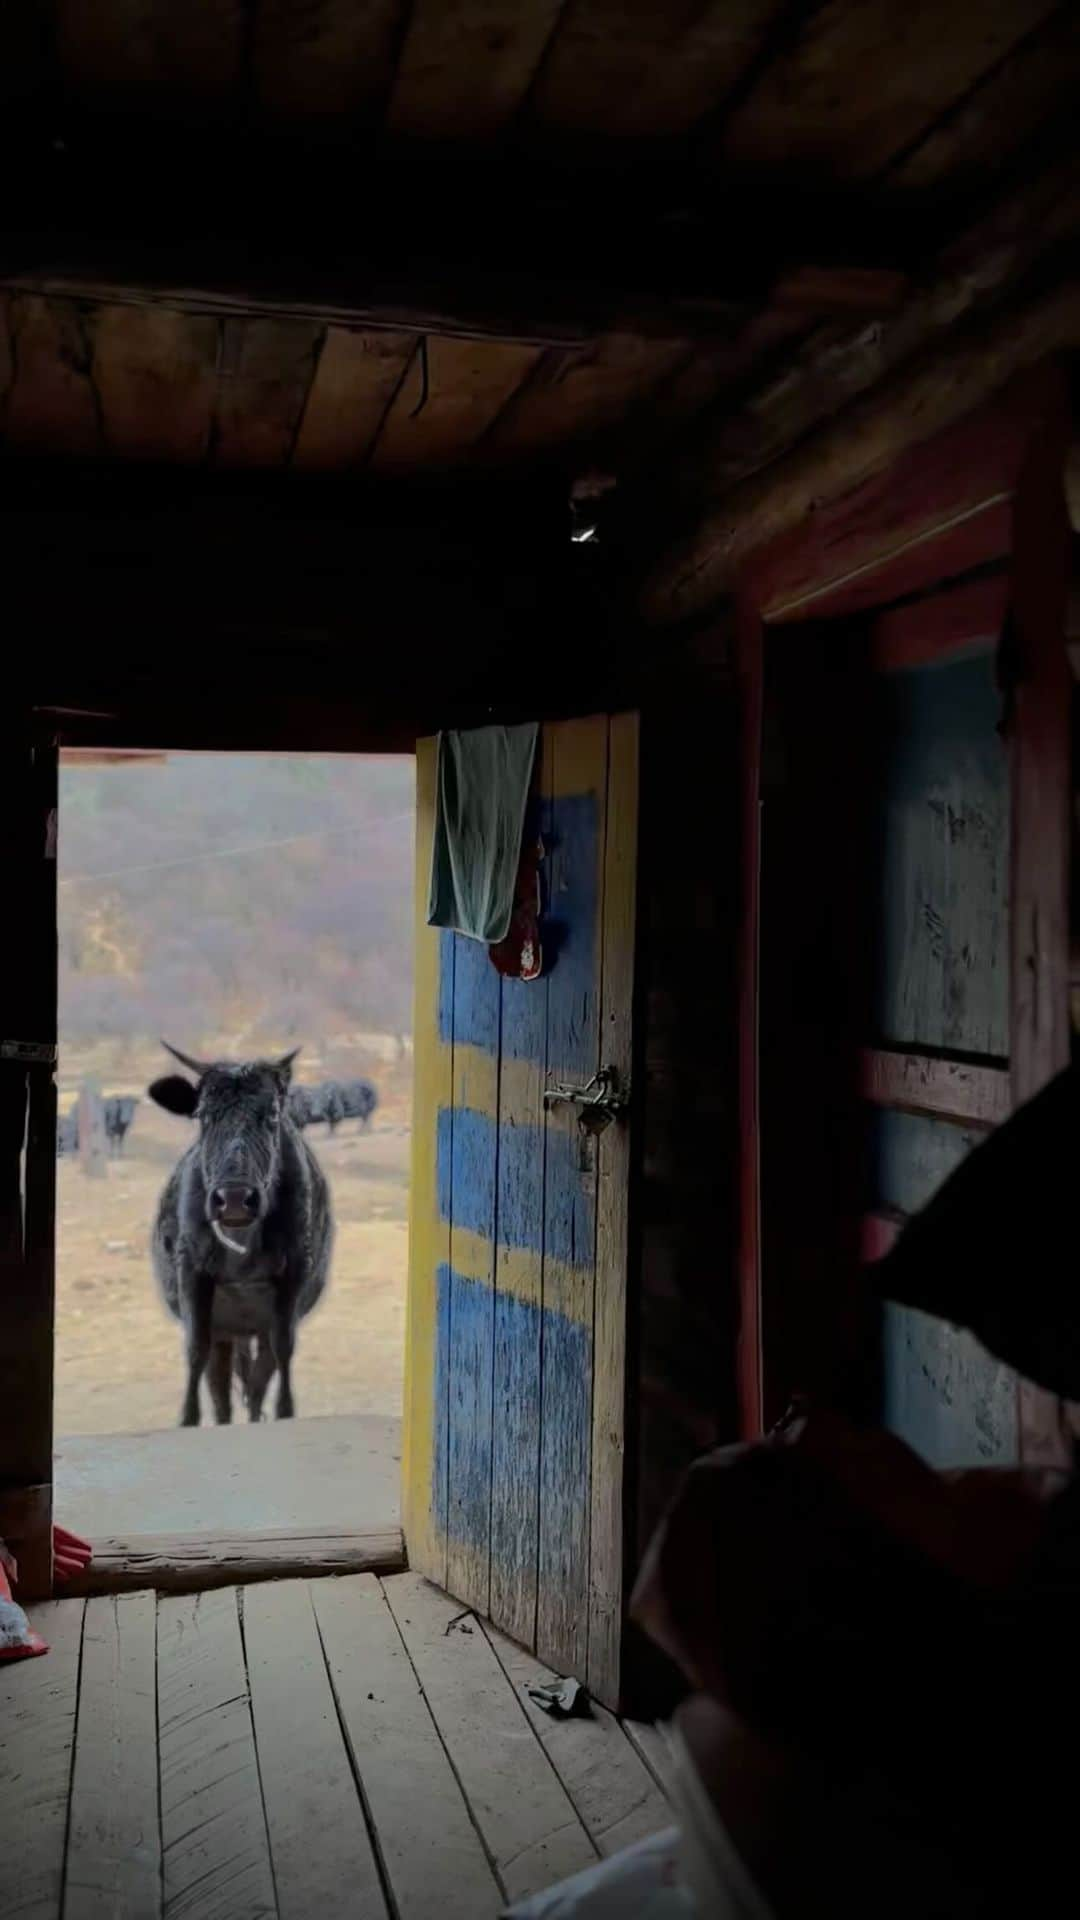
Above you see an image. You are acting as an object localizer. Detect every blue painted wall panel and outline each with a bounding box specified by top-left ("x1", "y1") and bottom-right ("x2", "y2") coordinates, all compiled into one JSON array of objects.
[
  {"x1": 432, "y1": 1262, "x2": 452, "y2": 1536},
  {"x1": 870, "y1": 654, "x2": 1009, "y2": 1057},
  {"x1": 448, "y1": 1269, "x2": 494, "y2": 1582},
  {"x1": 452, "y1": 928, "x2": 501, "y2": 1055},
  {"x1": 537, "y1": 1308, "x2": 592, "y2": 1616},
  {"x1": 437, "y1": 929, "x2": 456, "y2": 1046},
  {"x1": 435, "y1": 1273, "x2": 595, "y2": 1561},
  {"x1": 436, "y1": 1106, "x2": 454, "y2": 1224},
  {"x1": 438, "y1": 1109, "x2": 594, "y2": 1268},
  {"x1": 491, "y1": 1285, "x2": 543, "y2": 1625},
  {"x1": 867, "y1": 651, "x2": 1016, "y2": 1469}
]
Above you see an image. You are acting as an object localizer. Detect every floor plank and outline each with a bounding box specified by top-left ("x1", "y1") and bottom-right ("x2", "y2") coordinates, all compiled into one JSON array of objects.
[
  {"x1": 383, "y1": 1575, "x2": 597, "y2": 1901},
  {"x1": 0, "y1": 1599, "x2": 84, "y2": 1920},
  {"x1": 157, "y1": 1588, "x2": 276, "y2": 1920},
  {"x1": 65, "y1": 1593, "x2": 160, "y2": 1920},
  {"x1": 621, "y1": 1720, "x2": 675, "y2": 1801},
  {"x1": 312, "y1": 1574, "x2": 502, "y2": 1920},
  {"x1": 244, "y1": 1581, "x2": 387, "y2": 1920},
  {"x1": 485, "y1": 1626, "x2": 670, "y2": 1857}
]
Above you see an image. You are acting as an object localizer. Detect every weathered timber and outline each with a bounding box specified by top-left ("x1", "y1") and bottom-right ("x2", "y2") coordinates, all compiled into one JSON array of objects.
[
  {"x1": 62, "y1": 1524, "x2": 405, "y2": 1595},
  {"x1": 639, "y1": 277, "x2": 1080, "y2": 621},
  {"x1": 637, "y1": 141, "x2": 1080, "y2": 513}
]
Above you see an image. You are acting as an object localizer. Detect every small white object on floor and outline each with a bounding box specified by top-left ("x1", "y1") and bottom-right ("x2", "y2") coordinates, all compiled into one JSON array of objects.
[{"x1": 502, "y1": 1827, "x2": 694, "y2": 1920}]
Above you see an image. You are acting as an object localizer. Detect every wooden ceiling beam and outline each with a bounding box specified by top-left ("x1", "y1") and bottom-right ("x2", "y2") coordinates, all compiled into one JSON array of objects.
[
  {"x1": 630, "y1": 135, "x2": 1080, "y2": 511},
  {"x1": 635, "y1": 274, "x2": 1080, "y2": 622},
  {"x1": 0, "y1": 127, "x2": 913, "y2": 347}
]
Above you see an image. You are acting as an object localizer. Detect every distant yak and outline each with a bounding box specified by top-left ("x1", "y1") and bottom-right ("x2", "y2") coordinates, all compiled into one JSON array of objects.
[
  {"x1": 288, "y1": 1077, "x2": 378, "y2": 1135},
  {"x1": 56, "y1": 1094, "x2": 139, "y2": 1157}
]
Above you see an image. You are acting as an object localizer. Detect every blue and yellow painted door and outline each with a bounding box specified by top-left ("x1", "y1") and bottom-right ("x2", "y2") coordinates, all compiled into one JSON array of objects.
[{"x1": 404, "y1": 714, "x2": 638, "y2": 1709}]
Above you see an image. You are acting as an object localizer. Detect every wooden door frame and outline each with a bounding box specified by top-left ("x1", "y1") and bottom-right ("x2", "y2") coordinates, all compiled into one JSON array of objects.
[
  {"x1": 1, "y1": 704, "x2": 425, "y2": 1599},
  {"x1": 0, "y1": 721, "x2": 58, "y2": 1596},
  {"x1": 733, "y1": 359, "x2": 1075, "y2": 1454}
]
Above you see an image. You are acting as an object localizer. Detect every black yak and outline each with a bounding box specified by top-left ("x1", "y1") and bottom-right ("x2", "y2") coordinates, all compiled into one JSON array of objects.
[{"x1": 149, "y1": 1043, "x2": 332, "y2": 1425}]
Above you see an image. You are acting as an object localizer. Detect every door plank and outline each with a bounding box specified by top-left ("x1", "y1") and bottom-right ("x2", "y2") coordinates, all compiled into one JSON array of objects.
[
  {"x1": 65, "y1": 1593, "x2": 160, "y2": 1920},
  {"x1": 484, "y1": 1624, "x2": 667, "y2": 1857},
  {"x1": 588, "y1": 711, "x2": 638, "y2": 1708},
  {"x1": 404, "y1": 738, "x2": 455, "y2": 1584},
  {"x1": 312, "y1": 1574, "x2": 502, "y2": 1920},
  {"x1": 489, "y1": 731, "x2": 552, "y2": 1649},
  {"x1": 383, "y1": 1573, "x2": 595, "y2": 1901},
  {"x1": 157, "y1": 1587, "x2": 276, "y2": 1920},
  {"x1": 0, "y1": 1599, "x2": 84, "y2": 1920},
  {"x1": 244, "y1": 1581, "x2": 386, "y2": 1920},
  {"x1": 537, "y1": 716, "x2": 608, "y2": 1679},
  {"x1": 447, "y1": 931, "x2": 500, "y2": 1612}
]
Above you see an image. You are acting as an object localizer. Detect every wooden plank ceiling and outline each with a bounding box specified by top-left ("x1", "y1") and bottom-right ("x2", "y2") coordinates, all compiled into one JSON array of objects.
[{"x1": 0, "y1": 0, "x2": 1076, "y2": 481}]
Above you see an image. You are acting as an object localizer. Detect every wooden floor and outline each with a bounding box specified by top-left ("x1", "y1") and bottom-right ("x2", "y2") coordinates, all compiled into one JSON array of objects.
[{"x1": 2, "y1": 1572, "x2": 670, "y2": 1919}]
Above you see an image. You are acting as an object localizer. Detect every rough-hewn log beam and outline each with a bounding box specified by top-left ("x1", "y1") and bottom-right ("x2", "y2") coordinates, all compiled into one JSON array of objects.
[
  {"x1": 0, "y1": 130, "x2": 912, "y2": 346},
  {"x1": 636, "y1": 139, "x2": 1080, "y2": 509},
  {"x1": 638, "y1": 274, "x2": 1080, "y2": 622}
]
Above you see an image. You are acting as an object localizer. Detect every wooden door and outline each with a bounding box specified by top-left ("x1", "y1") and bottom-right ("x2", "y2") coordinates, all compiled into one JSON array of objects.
[
  {"x1": 404, "y1": 714, "x2": 638, "y2": 1708},
  {"x1": 859, "y1": 584, "x2": 1018, "y2": 1465}
]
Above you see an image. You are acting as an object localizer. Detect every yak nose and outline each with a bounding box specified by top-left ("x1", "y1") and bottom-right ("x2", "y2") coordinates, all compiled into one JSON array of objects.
[{"x1": 211, "y1": 1183, "x2": 260, "y2": 1222}]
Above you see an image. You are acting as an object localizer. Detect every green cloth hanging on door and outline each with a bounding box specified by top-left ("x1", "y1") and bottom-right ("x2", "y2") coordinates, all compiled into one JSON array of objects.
[{"x1": 427, "y1": 723, "x2": 539, "y2": 944}]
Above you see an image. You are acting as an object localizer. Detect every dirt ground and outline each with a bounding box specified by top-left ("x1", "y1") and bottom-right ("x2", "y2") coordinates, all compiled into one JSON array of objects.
[{"x1": 55, "y1": 1046, "x2": 409, "y2": 1438}]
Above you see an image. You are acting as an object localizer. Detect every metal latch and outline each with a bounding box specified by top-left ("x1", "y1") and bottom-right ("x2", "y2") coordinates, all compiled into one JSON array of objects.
[
  {"x1": 543, "y1": 1066, "x2": 628, "y2": 1140},
  {"x1": 1, "y1": 1040, "x2": 57, "y2": 1066}
]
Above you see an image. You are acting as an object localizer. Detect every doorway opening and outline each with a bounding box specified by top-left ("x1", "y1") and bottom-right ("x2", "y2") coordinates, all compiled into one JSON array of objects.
[{"x1": 53, "y1": 747, "x2": 414, "y2": 1563}]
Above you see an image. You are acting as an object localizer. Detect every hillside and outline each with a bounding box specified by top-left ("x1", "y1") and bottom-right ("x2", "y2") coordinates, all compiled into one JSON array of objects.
[{"x1": 59, "y1": 751, "x2": 416, "y2": 1062}]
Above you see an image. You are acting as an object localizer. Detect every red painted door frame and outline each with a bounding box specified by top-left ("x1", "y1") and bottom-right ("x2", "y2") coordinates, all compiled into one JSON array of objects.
[{"x1": 733, "y1": 361, "x2": 1074, "y2": 1454}]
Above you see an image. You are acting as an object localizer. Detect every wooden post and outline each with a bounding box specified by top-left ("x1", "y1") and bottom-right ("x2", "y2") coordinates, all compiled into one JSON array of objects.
[
  {"x1": 734, "y1": 595, "x2": 764, "y2": 1441},
  {"x1": 78, "y1": 1080, "x2": 107, "y2": 1179},
  {"x1": 1008, "y1": 368, "x2": 1074, "y2": 1468},
  {"x1": 0, "y1": 728, "x2": 58, "y2": 1598}
]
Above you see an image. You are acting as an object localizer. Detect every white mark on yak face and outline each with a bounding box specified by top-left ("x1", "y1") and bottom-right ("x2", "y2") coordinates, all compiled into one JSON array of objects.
[{"x1": 211, "y1": 1219, "x2": 252, "y2": 1255}]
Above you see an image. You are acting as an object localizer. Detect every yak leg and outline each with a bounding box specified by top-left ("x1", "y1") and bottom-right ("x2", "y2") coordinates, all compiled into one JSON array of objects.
[
  {"x1": 233, "y1": 1337, "x2": 252, "y2": 1398},
  {"x1": 178, "y1": 1266, "x2": 214, "y2": 1427},
  {"x1": 207, "y1": 1340, "x2": 233, "y2": 1424},
  {"x1": 272, "y1": 1281, "x2": 303, "y2": 1419},
  {"x1": 246, "y1": 1334, "x2": 276, "y2": 1422}
]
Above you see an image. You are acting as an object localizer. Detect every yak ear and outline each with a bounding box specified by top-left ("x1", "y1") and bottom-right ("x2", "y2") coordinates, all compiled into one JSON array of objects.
[
  {"x1": 274, "y1": 1048, "x2": 300, "y2": 1085},
  {"x1": 161, "y1": 1040, "x2": 211, "y2": 1077},
  {"x1": 148, "y1": 1074, "x2": 199, "y2": 1118}
]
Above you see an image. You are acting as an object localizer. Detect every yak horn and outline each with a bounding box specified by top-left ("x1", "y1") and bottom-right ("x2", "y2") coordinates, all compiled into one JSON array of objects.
[
  {"x1": 275, "y1": 1048, "x2": 301, "y2": 1076},
  {"x1": 161, "y1": 1041, "x2": 211, "y2": 1078}
]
